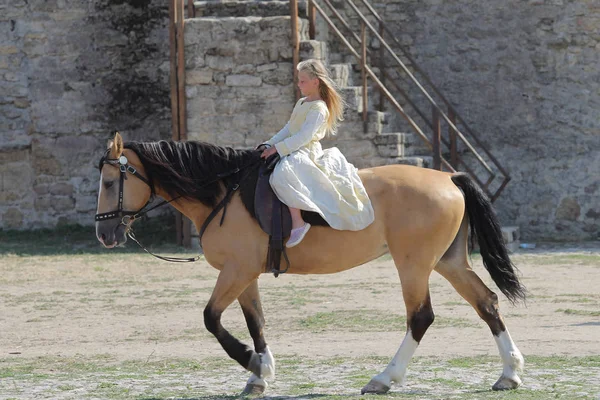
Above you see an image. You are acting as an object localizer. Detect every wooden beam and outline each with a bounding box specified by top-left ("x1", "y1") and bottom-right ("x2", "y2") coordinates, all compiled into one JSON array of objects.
[
  {"x1": 176, "y1": 0, "x2": 187, "y2": 142},
  {"x1": 169, "y1": 0, "x2": 179, "y2": 142},
  {"x1": 291, "y1": 0, "x2": 300, "y2": 100},
  {"x1": 432, "y1": 107, "x2": 441, "y2": 170}
]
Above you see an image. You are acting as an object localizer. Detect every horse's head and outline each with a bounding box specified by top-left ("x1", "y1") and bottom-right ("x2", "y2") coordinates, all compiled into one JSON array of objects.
[{"x1": 95, "y1": 132, "x2": 152, "y2": 248}]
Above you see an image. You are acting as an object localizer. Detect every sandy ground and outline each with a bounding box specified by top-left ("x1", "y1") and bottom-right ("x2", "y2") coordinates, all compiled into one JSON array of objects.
[
  {"x1": 0, "y1": 244, "x2": 599, "y2": 398},
  {"x1": 1, "y1": 245, "x2": 599, "y2": 361}
]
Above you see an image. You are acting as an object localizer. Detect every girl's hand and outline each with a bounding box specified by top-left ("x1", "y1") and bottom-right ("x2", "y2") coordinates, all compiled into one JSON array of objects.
[{"x1": 261, "y1": 147, "x2": 278, "y2": 159}]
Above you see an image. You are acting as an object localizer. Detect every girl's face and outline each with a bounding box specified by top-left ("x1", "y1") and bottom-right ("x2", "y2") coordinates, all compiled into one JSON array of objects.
[{"x1": 297, "y1": 70, "x2": 319, "y2": 97}]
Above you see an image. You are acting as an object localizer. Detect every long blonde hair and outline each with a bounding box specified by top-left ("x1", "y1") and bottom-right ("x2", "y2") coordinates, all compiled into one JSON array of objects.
[{"x1": 297, "y1": 59, "x2": 345, "y2": 135}]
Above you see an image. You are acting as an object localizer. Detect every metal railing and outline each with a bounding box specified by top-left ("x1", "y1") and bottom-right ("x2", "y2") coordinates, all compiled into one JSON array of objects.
[{"x1": 290, "y1": 0, "x2": 511, "y2": 201}]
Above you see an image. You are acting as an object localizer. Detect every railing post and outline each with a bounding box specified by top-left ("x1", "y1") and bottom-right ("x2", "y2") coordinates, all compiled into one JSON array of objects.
[
  {"x1": 290, "y1": 0, "x2": 300, "y2": 100},
  {"x1": 308, "y1": 0, "x2": 316, "y2": 40},
  {"x1": 187, "y1": 0, "x2": 195, "y2": 18},
  {"x1": 378, "y1": 20, "x2": 384, "y2": 112},
  {"x1": 448, "y1": 107, "x2": 458, "y2": 169},
  {"x1": 361, "y1": 21, "x2": 368, "y2": 132},
  {"x1": 169, "y1": 0, "x2": 179, "y2": 143},
  {"x1": 176, "y1": 0, "x2": 186, "y2": 142},
  {"x1": 432, "y1": 107, "x2": 441, "y2": 170}
]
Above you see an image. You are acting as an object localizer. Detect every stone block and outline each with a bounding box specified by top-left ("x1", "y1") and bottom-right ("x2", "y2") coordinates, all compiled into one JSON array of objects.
[
  {"x1": 555, "y1": 197, "x2": 580, "y2": 221},
  {"x1": 34, "y1": 196, "x2": 53, "y2": 211},
  {"x1": 187, "y1": 97, "x2": 216, "y2": 116},
  {"x1": 49, "y1": 182, "x2": 73, "y2": 196},
  {"x1": 216, "y1": 131, "x2": 245, "y2": 147},
  {"x1": 257, "y1": 63, "x2": 278, "y2": 72},
  {"x1": 299, "y1": 40, "x2": 328, "y2": 62},
  {"x1": 225, "y1": 74, "x2": 262, "y2": 87},
  {"x1": 206, "y1": 55, "x2": 234, "y2": 72},
  {"x1": 374, "y1": 133, "x2": 405, "y2": 157},
  {"x1": 2, "y1": 208, "x2": 23, "y2": 229},
  {"x1": 76, "y1": 195, "x2": 98, "y2": 212},
  {"x1": 53, "y1": 197, "x2": 75, "y2": 212},
  {"x1": 233, "y1": 64, "x2": 256, "y2": 74},
  {"x1": 501, "y1": 226, "x2": 520, "y2": 243},
  {"x1": 186, "y1": 70, "x2": 213, "y2": 85},
  {"x1": 260, "y1": 63, "x2": 292, "y2": 86}
]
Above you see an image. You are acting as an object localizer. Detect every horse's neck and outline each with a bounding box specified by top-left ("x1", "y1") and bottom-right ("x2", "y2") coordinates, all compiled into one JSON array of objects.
[{"x1": 154, "y1": 187, "x2": 212, "y2": 231}]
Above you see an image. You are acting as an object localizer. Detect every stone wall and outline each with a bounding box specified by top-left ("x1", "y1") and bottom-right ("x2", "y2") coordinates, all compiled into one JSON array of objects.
[
  {"x1": 316, "y1": 0, "x2": 599, "y2": 240},
  {"x1": 184, "y1": 16, "x2": 297, "y2": 148},
  {"x1": 2, "y1": 0, "x2": 598, "y2": 241},
  {"x1": 1, "y1": 0, "x2": 171, "y2": 229}
]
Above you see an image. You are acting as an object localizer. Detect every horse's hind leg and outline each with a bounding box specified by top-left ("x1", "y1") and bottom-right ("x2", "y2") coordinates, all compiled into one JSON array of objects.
[
  {"x1": 362, "y1": 262, "x2": 435, "y2": 394},
  {"x1": 436, "y1": 220, "x2": 523, "y2": 390},
  {"x1": 237, "y1": 279, "x2": 275, "y2": 395}
]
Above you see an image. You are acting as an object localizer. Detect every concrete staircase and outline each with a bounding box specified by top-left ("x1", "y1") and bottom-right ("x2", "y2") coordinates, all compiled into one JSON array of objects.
[{"x1": 193, "y1": 0, "x2": 433, "y2": 169}]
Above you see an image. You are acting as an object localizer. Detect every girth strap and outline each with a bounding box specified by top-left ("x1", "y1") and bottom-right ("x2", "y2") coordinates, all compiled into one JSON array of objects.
[{"x1": 198, "y1": 182, "x2": 240, "y2": 247}]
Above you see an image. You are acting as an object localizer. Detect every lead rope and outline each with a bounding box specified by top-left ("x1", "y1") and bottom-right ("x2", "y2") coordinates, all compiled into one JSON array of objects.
[{"x1": 127, "y1": 231, "x2": 201, "y2": 263}]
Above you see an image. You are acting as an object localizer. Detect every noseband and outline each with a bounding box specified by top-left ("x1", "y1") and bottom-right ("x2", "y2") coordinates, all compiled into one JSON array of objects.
[{"x1": 95, "y1": 154, "x2": 154, "y2": 226}]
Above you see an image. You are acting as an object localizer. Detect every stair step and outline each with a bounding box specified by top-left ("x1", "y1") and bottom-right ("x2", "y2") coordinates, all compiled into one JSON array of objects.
[
  {"x1": 299, "y1": 40, "x2": 328, "y2": 63},
  {"x1": 502, "y1": 226, "x2": 520, "y2": 243},
  {"x1": 194, "y1": 0, "x2": 305, "y2": 18},
  {"x1": 340, "y1": 86, "x2": 376, "y2": 112},
  {"x1": 337, "y1": 110, "x2": 393, "y2": 140},
  {"x1": 390, "y1": 156, "x2": 433, "y2": 168},
  {"x1": 373, "y1": 132, "x2": 432, "y2": 158},
  {"x1": 402, "y1": 132, "x2": 431, "y2": 156},
  {"x1": 330, "y1": 63, "x2": 354, "y2": 87}
]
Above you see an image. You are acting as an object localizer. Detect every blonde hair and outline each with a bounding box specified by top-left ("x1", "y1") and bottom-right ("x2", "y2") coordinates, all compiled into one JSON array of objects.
[{"x1": 297, "y1": 59, "x2": 345, "y2": 135}]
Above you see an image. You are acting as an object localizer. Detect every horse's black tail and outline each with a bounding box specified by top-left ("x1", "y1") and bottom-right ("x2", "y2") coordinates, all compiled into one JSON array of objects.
[{"x1": 451, "y1": 173, "x2": 526, "y2": 305}]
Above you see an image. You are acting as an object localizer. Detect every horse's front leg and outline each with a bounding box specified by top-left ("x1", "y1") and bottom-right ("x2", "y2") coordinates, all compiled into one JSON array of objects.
[
  {"x1": 238, "y1": 279, "x2": 275, "y2": 395},
  {"x1": 203, "y1": 266, "x2": 266, "y2": 390}
]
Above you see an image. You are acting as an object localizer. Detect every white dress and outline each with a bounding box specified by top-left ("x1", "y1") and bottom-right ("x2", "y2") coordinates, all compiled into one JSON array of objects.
[{"x1": 265, "y1": 98, "x2": 375, "y2": 231}]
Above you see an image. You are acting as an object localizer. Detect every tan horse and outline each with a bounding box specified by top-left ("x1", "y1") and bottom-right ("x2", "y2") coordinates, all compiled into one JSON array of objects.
[{"x1": 95, "y1": 132, "x2": 525, "y2": 395}]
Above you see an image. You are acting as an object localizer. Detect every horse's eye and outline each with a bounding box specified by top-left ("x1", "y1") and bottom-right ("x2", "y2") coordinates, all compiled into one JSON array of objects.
[{"x1": 104, "y1": 181, "x2": 115, "y2": 189}]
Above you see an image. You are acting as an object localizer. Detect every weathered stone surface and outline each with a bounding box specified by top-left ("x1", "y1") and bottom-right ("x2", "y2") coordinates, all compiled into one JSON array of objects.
[
  {"x1": 2, "y1": 208, "x2": 24, "y2": 229},
  {"x1": 185, "y1": 16, "x2": 297, "y2": 150},
  {"x1": 2, "y1": 1, "x2": 598, "y2": 241},
  {"x1": 225, "y1": 74, "x2": 262, "y2": 87},
  {"x1": 1, "y1": 0, "x2": 170, "y2": 229},
  {"x1": 49, "y1": 183, "x2": 73, "y2": 196},
  {"x1": 555, "y1": 197, "x2": 581, "y2": 221},
  {"x1": 322, "y1": 0, "x2": 600, "y2": 240},
  {"x1": 186, "y1": 70, "x2": 214, "y2": 85}
]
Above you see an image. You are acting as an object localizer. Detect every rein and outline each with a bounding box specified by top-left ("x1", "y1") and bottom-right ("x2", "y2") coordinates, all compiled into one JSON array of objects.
[{"x1": 95, "y1": 151, "x2": 260, "y2": 262}]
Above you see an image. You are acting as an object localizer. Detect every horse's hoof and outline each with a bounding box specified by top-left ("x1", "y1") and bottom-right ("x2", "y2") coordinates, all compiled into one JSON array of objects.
[
  {"x1": 492, "y1": 375, "x2": 521, "y2": 391},
  {"x1": 361, "y1": 379, "x2": 390, "y2": 395},
  {"x1": 242, "y1": 383, "x2": 266, "y2": 396}
]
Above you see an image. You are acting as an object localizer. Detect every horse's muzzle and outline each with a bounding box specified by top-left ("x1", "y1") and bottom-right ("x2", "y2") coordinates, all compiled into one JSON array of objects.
[{"x1": 96, "y1": 221, "x2": 128, "y2": 248}]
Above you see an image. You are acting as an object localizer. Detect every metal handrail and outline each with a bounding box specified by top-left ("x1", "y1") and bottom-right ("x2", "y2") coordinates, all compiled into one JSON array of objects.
[
  {"x1": 355, "y1": 0, "x2": 511, "y2": 199},
  {"x1": 303, "y1": 0, "x2": 510, "y2": 199},
  {"x1": 342, "y1": 0, "x2": 494, "y2": 175},
  {"x1": 309, "y1": 0, "x2": 455, "y2": 173}
]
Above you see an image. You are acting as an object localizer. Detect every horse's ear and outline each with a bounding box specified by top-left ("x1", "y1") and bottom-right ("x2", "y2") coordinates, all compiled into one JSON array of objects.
[{"x1": 109, "y1": 131, "x2": 124, "y2": 159}]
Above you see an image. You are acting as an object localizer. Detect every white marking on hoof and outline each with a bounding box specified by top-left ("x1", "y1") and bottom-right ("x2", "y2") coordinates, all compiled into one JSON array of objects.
[
  {"x1": 260, "y1": 346, "x2": 275, "y2": 380},
  {"x1": 492, "y1": 375, "x2": 522, "y2": 391},
  {"x1": 361, "y1": 378, "x2": 390, "y2": 395},
  {"x1": 367, "y1": 330, "x2": 418, "y2": 391},
  {"x1": 242, "y1": 375, "x2": 267, "y2": 396},
  {"x1": 247, "y1": 347, "x2": 276, "y2": 379},
  {"x1": 493, "y1": 329, "x2": 524, "y2": 389}
]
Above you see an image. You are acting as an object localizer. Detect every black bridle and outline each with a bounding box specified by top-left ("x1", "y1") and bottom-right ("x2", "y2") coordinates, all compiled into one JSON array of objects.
[
  {"x1": 95, "y1": 152, "x2": 198, "y2": 262},
  {"x1": 95, "y1": 150, "x2": 261, "y2": 262},
  {"x1": 95, "y1": 154, "x2": 156, "y2": 224}
]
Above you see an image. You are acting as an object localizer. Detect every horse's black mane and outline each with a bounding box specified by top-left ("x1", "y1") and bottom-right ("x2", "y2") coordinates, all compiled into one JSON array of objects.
[
  {"x1": 124, "y1": 140, "x2": 261, "y2": 208},
  {"x1": 121, "y1": 140, "x2": 327, "y2": 226}
]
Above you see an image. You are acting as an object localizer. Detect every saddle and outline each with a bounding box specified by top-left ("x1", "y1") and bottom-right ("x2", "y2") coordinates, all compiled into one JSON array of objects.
[{"x1": 254, "y1": 153, "x2": 292, "y2": 277}]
